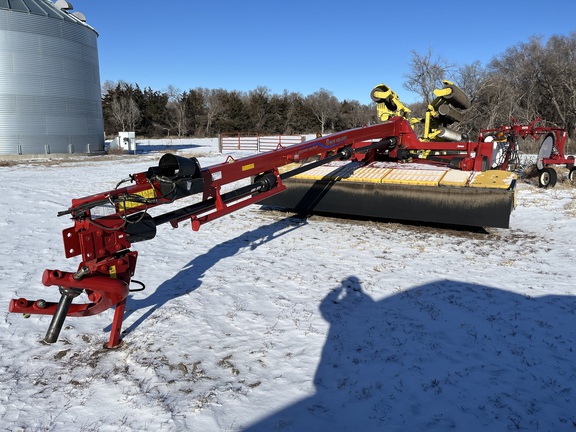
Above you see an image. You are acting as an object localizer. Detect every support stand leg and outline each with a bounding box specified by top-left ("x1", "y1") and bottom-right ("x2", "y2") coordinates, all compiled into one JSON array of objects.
[
  {"x1": 44, "y1": 287, "x2": 82, "y2": 343},
  {"x1": 106, "y1": 298, "x2": 127, "y2": 349}
]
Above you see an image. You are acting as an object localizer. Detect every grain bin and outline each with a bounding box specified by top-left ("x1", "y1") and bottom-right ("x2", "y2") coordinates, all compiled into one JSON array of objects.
[{"x1": 0, "y1": 0, "x2": 104, "y2": 155}]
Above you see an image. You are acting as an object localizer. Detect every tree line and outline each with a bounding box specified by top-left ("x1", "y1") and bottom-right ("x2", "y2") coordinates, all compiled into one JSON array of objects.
[
  {"x1": 102, "y1": 83, "x2": 376, "y2": 138},
  {"x1": 102, "y1": 32, "x2": 576, "y2": 147}
]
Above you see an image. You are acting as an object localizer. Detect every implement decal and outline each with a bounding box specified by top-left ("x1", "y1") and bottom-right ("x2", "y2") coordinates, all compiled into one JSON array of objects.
[
  {"x1": 242, "y1": 163, "x2": 255, "y2": 171},
  {"x1": 118, "y1": 188, "x2": 156, "y2": 211},
  {"x1": 109, "y1": 265, "x2": 117, "y2": 279}
]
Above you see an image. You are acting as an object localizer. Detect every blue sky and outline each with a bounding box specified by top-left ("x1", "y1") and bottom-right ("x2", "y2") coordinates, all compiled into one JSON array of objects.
[{"x1": 72, "y1": 0, "x2": 576, "y2": 105}]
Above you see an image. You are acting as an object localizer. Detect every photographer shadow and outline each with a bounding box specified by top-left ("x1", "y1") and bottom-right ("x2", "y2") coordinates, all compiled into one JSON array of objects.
[{"x1": 244, "y1": 277, "x2": 576, "y2": 431}]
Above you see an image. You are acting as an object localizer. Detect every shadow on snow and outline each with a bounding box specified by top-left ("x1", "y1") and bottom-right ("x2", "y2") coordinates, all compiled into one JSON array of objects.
[
  {"x1": 243, "y1": 277, "x2": 576, "y2": 432},
  {"x1": 111, "y1": 214, "x2": 575, "y2": 431},
  {"x1": 135, "y1": 143, "x2": 204, "y2": 154},
  {"x1": 116, "y1": 214, "x2": 308, "y2": 335}
]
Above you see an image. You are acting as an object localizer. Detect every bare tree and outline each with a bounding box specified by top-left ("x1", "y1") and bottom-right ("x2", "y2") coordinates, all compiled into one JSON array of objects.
[
  {"x1": 403, "y1": 48, "x2": 455, "y2": 104},
  {"x1": 306, "y1": 89, "x2": 340, "y2": 134},
  {"x1": 472, "y1": 74, "x2": 517, "y2": 129},
  {"x1": 338, "y1": 100, "x2": 377, "y2": 130},
  {"x1": 165, "y1": 85, "x2": 188, "y2": 137},
  {"x1": 484, "y1": 34, "x2": 576, "y2": 129},
  {"x1": 201, "y1": 88, "x2": 228, "y2": 136},
  {"x1": 101, "y1": 79, "x2": 128, "y2": 98},
  {"x1": 534, "y1": 34, "x2": 576, "y2": 129},
  {"x1": 454, "y1": 61, "x2": 491, "y2": 134},
  {"x1": 455, "y1": 61, "x2": 486, "y2": 103},
  {"x1": 488, "y1": 39, "x2": 543, "y2": 124},
  {"x1": 110, "y1": 95, "x2": 141, "y2": 132}
]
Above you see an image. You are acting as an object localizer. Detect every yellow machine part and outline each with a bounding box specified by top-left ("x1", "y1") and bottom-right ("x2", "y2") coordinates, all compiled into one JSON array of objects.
[
  {"x1": 290, "y1": 161, "x2": 517, "y2": 190},
  {"x1": 469, "y1": 170, "x2": 517, "y2": 189},
  {"x1": 439, "y1": 169, "x2": 472, "y2": 187},
  {"x1": 371, "y1": 80, "x2": 471, "y2": 142},
  {"x1": 339, "y1": 166, "x2": 392, "y2": 183},
  {"x1": 379, "y1": 168, "x2": 447, "y2": 187},
  {"x1": 260, "y1": 160, "x2": 517, "y2": 228}
]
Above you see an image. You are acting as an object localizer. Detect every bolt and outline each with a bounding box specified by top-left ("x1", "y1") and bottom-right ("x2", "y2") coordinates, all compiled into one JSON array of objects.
[{"x1": 72, "y1": 266, "x2": 91, "y2": 281}]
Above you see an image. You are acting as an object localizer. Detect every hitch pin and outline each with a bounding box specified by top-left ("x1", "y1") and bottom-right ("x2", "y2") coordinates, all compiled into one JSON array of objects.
[{"x1": 43, "y1": 266, "x2": 90, "y2": 344}]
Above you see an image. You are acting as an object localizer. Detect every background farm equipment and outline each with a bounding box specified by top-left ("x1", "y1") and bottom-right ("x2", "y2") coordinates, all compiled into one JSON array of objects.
[{"x1": 480, "y1": 117, "x2": 575, "y2": 188}]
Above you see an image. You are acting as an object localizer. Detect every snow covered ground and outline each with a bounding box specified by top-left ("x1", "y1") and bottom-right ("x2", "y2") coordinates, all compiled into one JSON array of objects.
[{"x1": 1, "y1": 139, "x2": 575, "y2": 431}]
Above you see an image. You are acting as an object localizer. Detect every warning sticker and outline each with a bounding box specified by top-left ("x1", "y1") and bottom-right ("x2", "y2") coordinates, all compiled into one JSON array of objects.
[{"x1": 118, "y1": 188, "x2": 156, "y2": 211}]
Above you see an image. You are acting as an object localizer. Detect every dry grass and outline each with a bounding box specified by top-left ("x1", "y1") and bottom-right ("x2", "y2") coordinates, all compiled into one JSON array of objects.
[
  {"x1": 0, "y1": 149, "x2": 213, "y2": 169},
  {"x1": 521, "y1": 164, "x2": 576, "y2": 188},
  {"x1": 564, "y1": 198, "x2": 576, "y2": 217},
  {"x1": 0, "y1": 154, "x2": 134, "y2": 168},
  {"x1": 178, "y1": 151, "x2": 212, "y2": 159},
  {"x1": 106, "y1": 147, "x2": 126, "y2": 156},
  {"x1": 522, "y1": 164, "x2": 539, "y2": 178}
]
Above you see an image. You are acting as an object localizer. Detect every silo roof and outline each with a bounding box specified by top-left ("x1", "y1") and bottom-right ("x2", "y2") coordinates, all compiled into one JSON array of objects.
[{"x1": 0, "y1": 0, "x2": 92, "y2": 29}]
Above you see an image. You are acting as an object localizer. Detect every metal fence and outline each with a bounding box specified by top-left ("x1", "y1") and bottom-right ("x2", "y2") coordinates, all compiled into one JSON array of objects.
[{"x1": 219, "y1": 134, "x2": 306, "y2": 153}]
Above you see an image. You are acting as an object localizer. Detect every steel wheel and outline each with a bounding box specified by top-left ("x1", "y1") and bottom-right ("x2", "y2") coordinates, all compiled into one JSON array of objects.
[
  {"x1": 569, "y1": 167, "x2": 576, "y2": 182},
  {"x1": 538, "y1": 167, "x2": 557, "y2": 188}
]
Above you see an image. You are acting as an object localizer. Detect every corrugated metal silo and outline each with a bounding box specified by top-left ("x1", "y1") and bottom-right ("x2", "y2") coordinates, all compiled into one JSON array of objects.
[{"x1": 0, "y1": 0, "x2": 103, "y2": 155}]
